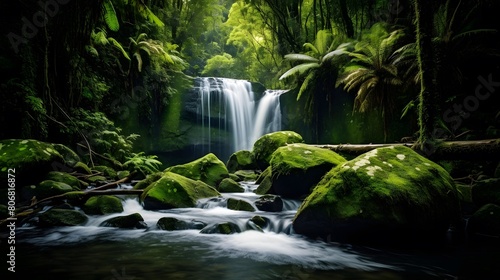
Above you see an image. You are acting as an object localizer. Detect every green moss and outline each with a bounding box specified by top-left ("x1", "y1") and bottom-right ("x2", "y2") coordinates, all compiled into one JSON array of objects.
[
  {"x1": 141, "y1": 172, "x2": 220, "y2": 210},
  {"x1": 134, "y1": 172, "x2": 163, "y2": 190},
  {"x1": 294, "y1": 146, "x2": 460, "y2": 237},
  {"x1": 117, "y1": 170, "x2": 130, "y2": 179},
  {"x1": 254, "y1": 167, "x2": 273, "y2": 195},
  {"x1": 226, "y1": 150, "x2": 256, "y2": 173},
  {"x1": 251, "y1": 131, "x2": 304, "y2": 169},
  {"x1": 73, "y1": 162, "x2": 92, "y2": 175},
  {"x1": 82, "y1": 195, "x2": 123, "y2": 215},
  {"x1": 45, "y1": 171, "x2": 81, "y2": 189},
  {"x1": 100, "y1": 213, "x2": 146, "y2": 229},
  {"x1": 51, "y1": 144, "x2": 81, "y2": 167},
  {"x1": 165, "y1": 153, "x2": 229, "y2": 187},
  {"x1": 199, "y1": 222, "x2": 241, "y2": 234},
  {"x1": 30, "y1": 180, "x2": 78, "y2": 199},
  {"x1": 218, "y1": 178, "x2": 244, "y2": 193},
  {"x1": 227, "y1": 198, "x2": 255, "y2": 212},
  {"x1": 92, "y1": 165, "x2": 117, "y2": 179},
  {"x1": 0, "y1": 139, "x2": 64, "y2": 187},
  {"x1": 233, "y1": 170, "x2": 259, "y2": 181}
]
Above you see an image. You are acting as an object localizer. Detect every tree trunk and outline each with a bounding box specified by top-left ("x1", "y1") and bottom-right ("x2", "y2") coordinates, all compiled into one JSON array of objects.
[
  {"x1": 312, "y1": 139, "x2": 500, "y2": 161},
  {"x1": 412, "y1": 0, "x2": 439, "y2": 153}
]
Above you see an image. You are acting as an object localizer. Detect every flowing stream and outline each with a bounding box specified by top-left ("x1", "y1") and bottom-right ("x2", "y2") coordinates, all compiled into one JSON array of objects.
[{"x1": 14, "y1": 182, "x2": 463, "y2": 279}]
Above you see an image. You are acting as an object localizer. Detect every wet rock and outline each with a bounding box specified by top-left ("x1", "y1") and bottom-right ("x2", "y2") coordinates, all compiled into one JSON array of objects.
[
  {"x1": 165, "y1": 153, "x2": 229, "y2": 188},
  {"x1": 141, "y1": 172, "x2": 220, "y2": 210},
  {"x1": 100, "y1": 213, "x2": 147, "y2": 229},
  {"x1": 218, "y1": 178, "x2": 244, "y2": 193},
  {"x1": 250, "y1": 215, "x2": 269, "y2": 228},
  {"x1": 38, "y1": 209, "x2": 88, "y2": 227},
  {"x1": 157, "y1": 217, "x2": 206, "y2": 231},
  {"x1": 0, "y1": 139, "x2": 65, "y2": 187},
  {"x1": 24, "y1": 180, "x2": 79, "y2": 200},
  {"x1": 117, "y1": 170, "x2": 130, "y2": 180},
  {"x1": 227, "y1": 198, "x2": 255, "y2": 212},
  {"x1": 200, "y1": 222, "x2": 241, "y2": 234},
  {"x1": 234, "y1": 170, "x2": 259, "y2": 182},
  {"x1": 133, "y1": 172, "x2": 163, "y2": 190},
  {"x1": 255, "y1": 195, "x2": 283, "y2": 212},
  {"x1": 73, "y1": 161, "x2": 92, "y2": 175},
  {"x1": 251, "y1": 131, "x2": 304, "y2": 170},
  {"x1": 52, "y1": 143, "x2": 81, "y2": 168},
  {"x1": 82, "y1": 195, "x2": 123, "y2": 215},
  {"x1": 293, "y1": 146, "x2": 460, "y2": 245},
  {"x1": 266, "y1": 143, "x2": 347, "y2": 198},
  {"x1": 254, "y1": 167, "x2": 273, "y2": 195},
  {"x1": 92, "y1": 165, "x2": 118, "y2": 179},
  {"x1": 226, "y1": 150, "x2": 257, "y2": 173}
]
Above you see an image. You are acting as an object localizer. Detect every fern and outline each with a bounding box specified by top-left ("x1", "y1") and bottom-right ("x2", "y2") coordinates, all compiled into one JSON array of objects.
[
  {"x1": 103, "y1": 0, "x2": 120, "y2": 32},
  {"x1": 123, "y1": 152, "x2": 163, "y2": 176}
]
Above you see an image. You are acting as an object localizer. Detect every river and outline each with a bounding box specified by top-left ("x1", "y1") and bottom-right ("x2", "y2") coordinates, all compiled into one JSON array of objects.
[{"x1": 13, "y1": 182, "x2": 495, "y2": 279}]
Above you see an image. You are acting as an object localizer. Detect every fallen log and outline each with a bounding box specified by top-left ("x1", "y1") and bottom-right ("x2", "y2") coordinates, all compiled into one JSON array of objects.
[{"x1": 312, "y1": 139, "x2": 500, "y2": 160}]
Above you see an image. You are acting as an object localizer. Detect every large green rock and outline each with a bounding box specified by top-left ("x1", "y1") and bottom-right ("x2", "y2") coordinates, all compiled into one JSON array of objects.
[
  {"x1": 100, "y1": 213, "x2": 147, "y2": 229},
  {"x1": 0, "y1": 139, "x2": 65, "y2": 188},
  {"x1": 24, "y1": 180, "x2": 80, "y2": 200},
  {"x1": 293, "y1": 146, "x2": 460, "y2": 245},
  {"x1": 226, "y1": 150, "x2": 257, "y2": 173},
  {"x1": 51, "y1": 143, "x2": 81, "y2": 168},
  {"x1": 227, "y1": 198, "x2": 255, "y2": 212},
  {"x1": 82, "y1": 195, "x2": 124, "y2": 215},
  {"x1": 165, "y1": 153, "x2": 229, "y2": 188},
  {"x1": 38, "y1": 209, "x2": 88, "y2": 227},
  {"x1": 45, "y1": 171, "x2": 81, "y2": 189},
  {"x1": 251, "y1": 131, "x2": 304, "y2": 170},
  {"x1": 218, "y1": 178, "x2": 244, "y2": 193},
  {"x1": 265, "y1": 143, "x2": 347, "y2": 198},
  {"x1": 140, "y1": 172, "x2": 221, "y2": 210},
  {"x1": 200, "y1": 222, "x2": 241, "y2": 234}
]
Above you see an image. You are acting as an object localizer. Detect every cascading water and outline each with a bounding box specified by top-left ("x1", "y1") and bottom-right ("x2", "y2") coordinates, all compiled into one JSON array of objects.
[{"x1": 196, "y1": 77, "x2": 284, "y2": 159}]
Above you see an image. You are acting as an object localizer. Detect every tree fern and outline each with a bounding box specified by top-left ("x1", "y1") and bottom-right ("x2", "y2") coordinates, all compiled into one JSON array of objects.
[{"x1": 103, "y1": 0, "x2": 120, "y2": 32}]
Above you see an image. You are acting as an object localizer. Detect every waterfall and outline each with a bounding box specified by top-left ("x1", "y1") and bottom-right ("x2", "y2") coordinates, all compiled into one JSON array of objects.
[{"x1": 196, "y1": 77, "x2": 283, "y2": 159}]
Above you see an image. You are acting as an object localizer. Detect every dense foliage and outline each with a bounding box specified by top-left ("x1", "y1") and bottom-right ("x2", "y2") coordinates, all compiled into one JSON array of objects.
[{"x1": 1, "y1": 0, "x2": 499, "y2": 164}]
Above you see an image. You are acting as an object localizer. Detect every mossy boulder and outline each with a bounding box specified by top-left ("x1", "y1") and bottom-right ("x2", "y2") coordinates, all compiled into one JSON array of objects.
[
  {"x1": 254, "y1": 167, "x2": 273, "y2": 195},
  {"x1": 233, "y1": 170, "x2": 259, "y2": 182},
  {"x1": 0, "y1": 139, "x2": 64, "y2": 188},
  {"x1": 218, "y1": 178, "x2": 244, "y2": 193},
  {"x1": 92, "y1": 165, "x2": 117, "y2": 179},
  {"x1": 251, "y1": 131, "x2": 304, "y2": 170},
  {"x1": 255, "y1": 194, "x2": 283, "y2": 212},
  {"x1": 467, "y1": 203, "x2": 500, "y2": 239},
  {"x1": 165, "y1": 153, "x2": 229, "y2": 188},
  {"x1": 100, "y1": 213, "x2": 147, "y2": 229},
  {"x1": 227, "y1": 198, "x2": 255, "y2": 212},
  {"x1": 82, "y1": 195, "x2": 123, "y2": 215},
  {"x1": 293, "y1": 146, "x2": 460, "y2": 245},
  {"x1": 73, "y1": 161, "x2": 92, "y2": 175},
  {"x1": 226, "y1": 150, "x2": 257, "y2": 173},
  {"x1": 24, "y1": 180, "x2": 79, "y2": 200},
  {"x1": 38, "y1": 209, "x2": 88, "y2": 227},
  {"x1": 471, "y1": 178, "x2": 500, "y2": 207},
  {"x1": 117, "y1": 170, "x2": 130, "y2": 180},
  {"x1": 157, "y1": 217, "x2": 206, "y2": 231},
  {"x1": 200, "y1": 222, "x2": 241, "y2": 234},
  {"x1": 45, "y1": 171, "x2": 81, "y2": 189},
  {"x1": 140, "y1": 172, "x2": 220, "y2": 210},
  {"x1": 51, "y1": 143, "x2": 81, "y2": 168},
  {"x1": 134, "y1": 172, "x2": 163, "y2": 190},
  {"x1": 266, "y1": 143, "x2": 347, "y2": 198}
]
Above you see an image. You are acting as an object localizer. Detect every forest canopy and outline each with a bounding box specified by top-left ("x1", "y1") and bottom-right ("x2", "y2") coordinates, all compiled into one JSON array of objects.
[{"x1": 0, "y1": 0, "x2": 499, "y2": 161}]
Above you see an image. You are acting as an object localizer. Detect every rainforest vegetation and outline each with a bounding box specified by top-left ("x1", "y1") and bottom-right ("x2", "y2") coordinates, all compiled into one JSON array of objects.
[{"x1": 0, "y1": 0, "x2": 499, "y2": 165}]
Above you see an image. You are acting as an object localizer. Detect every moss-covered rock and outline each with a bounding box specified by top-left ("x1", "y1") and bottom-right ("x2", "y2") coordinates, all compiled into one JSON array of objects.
[
  {"x1": 117, "y1": 170, "x2": 130, "y2": 180},
  {"x1": 92, "y1": 165, "x2": 118, "y2": 179},
  {"x1": 51, "y1": 143, "x2": 81, "y2": 168},
  {"x1": 100, "y1": 213, "x2": 147, "y2": 229},
  {"x1": 86, "y1": 175, "x2": 108, "y2": 184},
  {"x1": 38, "y1": 209, "x2": 88, "y2": 227},
  {"x1": 0, "y1": 139, "x2": 65, "y2": 188},
  {"x1": 267, "y1": 143, "x2": 347, "y2": 198},
  {"x1": 251, "y1": 131, "x2": 304, "y2": 170},
  {"x1": 467, "y1": 203, "x2": 500, "y2": 239},
  {"x1": 133, "y1": 172, "x2": 163, "y2": 190},
  {"x1": 200, "y1": 222, "x2": 241, "y2": 234},
  {"x1": 226, "y1": 150, "x2": 257, "y2": 173},
  {"x1": 25, "y1": 180, "x2": 79, "y2": 200},
  {"x1": 254, "y1": 167, "x2": 273, "y2": 195},
  {"x1": 73, "y1": 161, "x2": 92, "y2": 175},
  {"x1": 471, "y1": 178, "x2": 500, "y2": 207},
  {"x1": 227, "y1": 198, "x2": 255, "y2": 212},
  {"x1": 82, "y1": 195, "x2": 123, "y2": 215},
  {"x1": 293, "y1": 146, "x2": 460, "y2": 245},
  {"x1": 255, "y1": 194, "x2": 283, "y2": 212},
  {"x1": 141, "y1": 172, "x2": 220, "y2": 210},
  {"x1": 157, "y1": 217, "x2": 206, "y2": 231},
  {"x1": 218, "y1": 178, "x2": 244, "y2": 193},
  {"x1": 234, "y1": 170, "x2": 259, "y2": 182},
  {"x1": 165, "y1": 153, "x2": 229, "y2": 188},
  {"x1": 250, "y1": 215, "x2": 269, "y2": 228},
  {"x1": 45, "y1": 171, "x2": 81, "y2": 189}
]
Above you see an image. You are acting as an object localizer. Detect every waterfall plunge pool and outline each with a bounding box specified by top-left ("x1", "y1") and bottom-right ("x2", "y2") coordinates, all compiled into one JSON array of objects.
[{"x1": 12, "y1": 182, "x2": 489, "y2": 279}]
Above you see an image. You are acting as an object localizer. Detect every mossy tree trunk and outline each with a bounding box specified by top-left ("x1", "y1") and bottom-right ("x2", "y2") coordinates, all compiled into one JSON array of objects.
[{"x1": 412, "y1": 0, "x2": 439, "y2": 153}]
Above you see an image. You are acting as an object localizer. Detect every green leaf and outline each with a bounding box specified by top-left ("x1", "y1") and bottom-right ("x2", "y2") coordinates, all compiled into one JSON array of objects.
[
  {"x1": 108, "y1": 37, "x2": 131, "y2": 60},
  {"x1": 279, "y1": 62, "x2": 319, "y2": 80},
  {"x1": 103, "y1": 0, "x2": 120, "y2": 32},
  {"x1": 283, "y1": 53, "x2": 319, "y2": 63}
]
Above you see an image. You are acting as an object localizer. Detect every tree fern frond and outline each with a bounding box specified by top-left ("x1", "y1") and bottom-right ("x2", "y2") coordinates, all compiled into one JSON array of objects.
[
  {"x1": 279, "y1": 62, "x2": 319, "y2": 80},
  {"x1": 108, "y1": 37, "x2": 131, "y2": 60},
  {"x1": 103, "y1": 0, "x2": 120, "y2": 32},
  {"x1": 283, "y1": 53, "x2": 319, "y2": 63}
]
